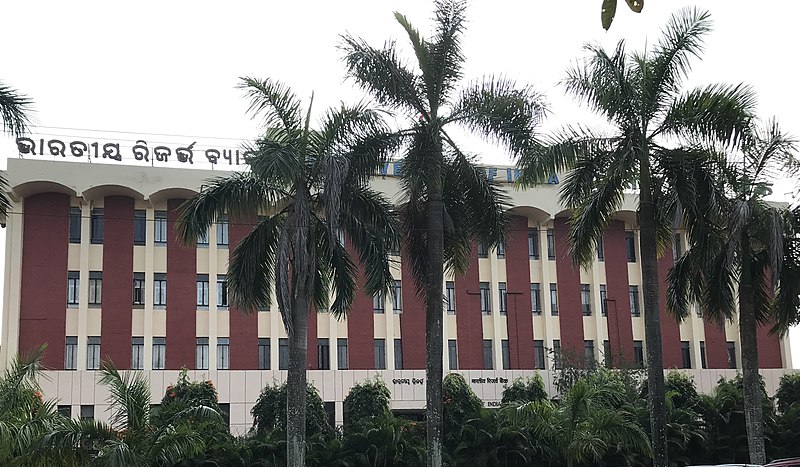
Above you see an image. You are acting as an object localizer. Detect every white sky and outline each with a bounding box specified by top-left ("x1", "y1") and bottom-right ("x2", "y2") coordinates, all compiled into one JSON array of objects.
[{"x1": 1, "y1": 1, "x2": 799, "y2": 365}]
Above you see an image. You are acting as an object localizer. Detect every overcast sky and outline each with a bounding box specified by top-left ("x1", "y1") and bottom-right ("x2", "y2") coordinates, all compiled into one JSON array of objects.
[{"x1": 1, "y1": 1, "x2": 799, "y2": 363}]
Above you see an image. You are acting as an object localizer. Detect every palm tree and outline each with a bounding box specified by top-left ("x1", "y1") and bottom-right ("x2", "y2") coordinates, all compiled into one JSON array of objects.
[
  {"x1": 0, "y1": 346, "x2": 61, "y2": 466},
  {"x1": 38, "y1": 364, "x2": 221, "y2": 466},
  {"x1": 341, "y1": 2, "x2": 545, "y2": 463},
  {"x1": 505, "y1": 377, "x2": 651, "y2": 466},
  {"x1": 0, "y1": 80, "x2": 32, "y2": 220},
  {"x1": 668, "y1": 119, "x2": 799, "y2": 463},
  {"x1": 516, "y1": 8, "x2": 755, "y2": 466},
  {"x1": 176, "y1": 77, "x2": 398, "y2": 466}
]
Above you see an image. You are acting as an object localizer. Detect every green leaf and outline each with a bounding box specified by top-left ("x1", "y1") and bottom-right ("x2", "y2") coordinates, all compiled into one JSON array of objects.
[
  {"x1": 625, "y1": 0, "x2": 643, "y2": 13},
  {"x1": 601, "y1": 0, "x2": 617, "y2": 31}
]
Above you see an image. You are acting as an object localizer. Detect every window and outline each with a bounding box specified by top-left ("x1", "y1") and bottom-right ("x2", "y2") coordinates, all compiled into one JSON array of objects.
[
  {"x1": 727, "y1": 341, "x2": 737, "y2": 369},
  {"x1": 196, "y1": 275, "x2": 209, "y2": 307},
  {"x1": 388, "y1": 238, "x2": 400, "y2": 256},
  {"x1": 625, "y1": 231, "x2": 636, "y2": 262},
  {"x1": 279, "y1": 338, "x2": 289, "y2": 370},
  {"x1": 154, "y1": 211, "x2": 167, "y2": 244},
  {"x1": 373, "y1": 290, "x2": 385, "y2": 314},
  {"x1": 549, "y1": 283, "x2": 558, "y2": 316},
  {"x1": 374, "y1": 339, "x2": 386, "y2": 370},
  {"x1": 584, "y1": 340, "x2": 595, "y2": 367},
  {"x1": 547, "y1": 229, "x2": 555, "y2": 260},
  {"x1": 394, "y1": 339, "x2": 403, "y2": 370},
  {"x1": 219, "y1": 403, "x2": 230, "y2": 428},
  {"x1": 197, "y1": 228, "x2": 209, "y2": 246},
  {"x1": 217, "y1": 337, "x2": 230, "y2": 370},
  {"x1": 69, "y1": 207, "x2": 82, "y2": 243},
  {"x1": 696, "y1": 303, "x2": 702, "y2": 318},
  {"x1": 600, "y1": 284, "x2": 608, "y2": 316},
  {"x1": 448, "y1": 340, "x2": 458, "y2": 370},
  {"x1": 673, "y1": 233, "x2": 682, "y2": 263},
  {"x1": 67, "y1": 271, "x2": 80, "y2": 306},
  {"x1": 88, "y1": 272, "x2": 102, "y2": 306},
  {"x1": 90, "y1": 208, "x2": 104, "y2": 244},
  {"x1": 496, "y1": 243, "x2": 505, "y2": 258},
  {"x1": 483, "y1": 340, "x2": 494, "y2": 370},
  {"x1": 581, "y1": 284, "x2": 591, "y2": 316},
  {"x1": 629, "y1": 286, "x2": 640, "y2": 317},
  {"x1": 258, "y1": 338, "x2": 271, "y2": 370},
  {"x1": 154, "y1": 274, "x2": 167, "y2": 306},
  {"x1": 152, "y1": 337, "x2": 166, "y2": 370},
  {"x1": 700, "y1": 341, "x2": 707, "y2": 369},
  {"x1": 553, "y1": 340, "x2": 562, "y2": 370},
  {"x1": 446, "y1": 281, "x2": 456, "y2": 314},
  {"x1": 87, "y1": 336, "x2": 100, "y2": 370},
  {"x1": 217, "y1": 275, "x2": 228, "y2": 308},
  {"x1": 65, "y1": 336, "x2": 77, "y2": 370},
  {"x1": 528, "y1": 229, "x2": 539, "y2": 259},
  {"x1": 498, "y1": 282, "x2": 507, "y2": 315},
  {"x1": 57, "y1": 405, "x2": 71, "y2": 418},
  {"x1": 317, "y1": 338, "x2": 330, "y2": 370},
  {"x1": 603, "y1": 340, "x2": 612, "y2": 368},
  {"x1": 597, "y1": 235, "x2": 605, "y2": 261},
  {"x1": 196, "y1": 338, "x2": 209, "y2": 370},
  {"x1": 80, "y1": 405, "x2": 94, "y2": 421},
  {"x1": 134, "y1": 210, "x2": 146, "y2": 245},
  {"x1": 337, "y1": 338, "x2": 348, "y2": 370},
  {"x1": 480, "y1": 282, "x2": 491, "y2": 315},
  {"x1": 217, "y1": 215, "x2": 229, "y2": 246},
  {"x1": 391, "y1": 280, "x2": 402, "y2": 313},
  {"x1": 132, "y1": 337, "x2": 144, "y2": 370},
  {"x1": 501, "y1": 340, "x2": 510, "y2": 369},
  {"x1": 681, "y1": 341, "x2": 692, "y2": 369},
  {"x1": 477, "y1": 242, "x2": 489, "y2": 258},
  {"x1": 531, "y1": 283, "x2": 542, "y2": 315},
  {"x1": 534, "y1": 340, "x2": 545, "y2": 369},
  {"x1": 633, "y1": 340, "x2": 644, "y2": 367},
  {"x1": 133, "y1": 272, "x2": 145, "y2": 306}
]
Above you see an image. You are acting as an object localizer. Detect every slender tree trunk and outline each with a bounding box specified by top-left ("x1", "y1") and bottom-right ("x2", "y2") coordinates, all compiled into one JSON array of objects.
[
  {"x1": 638, "y1": 148, "x2": 668, "y2": 467},
  {"x1": 739, "y1": 233, "x2": 766, "y2": 464},
  {"x1": 426, "y1": 156, "x2": 445, "y2": 467},
  {"x1": 286, "y1": 292, "x2": 309, "y2": 466}
]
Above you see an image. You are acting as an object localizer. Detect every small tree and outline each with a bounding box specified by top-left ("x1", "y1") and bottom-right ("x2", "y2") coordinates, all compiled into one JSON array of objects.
[
  {"x1": 343, "y1": 378, "x2": 391, "y2": 431},
  {"x1": 251, "y1": 382, "x2": 334, "y2": 441},
  {"x1": 777, "y1": 373, "x2": 800, "y2": 414},
  {"x1": 442, "y1": 373, "x2": 482, "y2": 454},
  {"x1": 501, "y1": 376, "x2": 547, "y2": 404}
]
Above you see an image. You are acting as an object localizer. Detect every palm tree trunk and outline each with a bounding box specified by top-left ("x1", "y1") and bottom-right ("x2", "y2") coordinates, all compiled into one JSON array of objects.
[
  {"x1": 286, "y1": 294, "x2": 309, "y2": 466},
  {"x1": 426, "y1": 176, "x2": 445, "y2": 467},
  {"x1": 639, "y1": 148, "x2": 668, "y2": 467},
  {"x1": 738, "y1": 232, "x2": 766, "y2": 464}
]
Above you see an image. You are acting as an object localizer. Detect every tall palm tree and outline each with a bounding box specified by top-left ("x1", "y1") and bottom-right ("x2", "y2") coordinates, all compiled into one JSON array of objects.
[
  {"x1": 341, "y1": 2, "x2": 546, "y2": 464},
  {"x1": 516, "y1": 8, "x2": 754, "y2": 466},
  {"x1": 668, "y1": 119, "x2": 799, "y2": 464},
  {"x1": 176, "y1": 77, "x2": 398, "y2": 466},
  {"x1": 0, "y1": 80, "x2": 32, "y2": 220},
  {"x1": 38, "y1": 364, "x2": 221, "y2": 466}
]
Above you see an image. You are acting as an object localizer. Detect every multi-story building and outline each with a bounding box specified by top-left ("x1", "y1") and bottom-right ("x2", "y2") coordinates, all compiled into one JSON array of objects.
[{"x1": 0, "y1": 157, "x2": 791, "y2": 433}]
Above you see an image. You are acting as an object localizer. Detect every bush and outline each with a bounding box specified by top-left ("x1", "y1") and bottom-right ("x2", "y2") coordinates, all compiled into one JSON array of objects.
[
  {"x1": 343, "y1": 378, "x2": 390, "y2": 431},
  {"x1": 777, "y1": 372, "x2": 800, "y2": 414},
  {"x1": 501, "y1": 375, "x2": 547, "y2": 404},
  {"x1": 442, "y1": 373, "x2": 482, "y2": 454},
  {"x1": 250, "y1": 382, "x2": 334, "y2": 441}
]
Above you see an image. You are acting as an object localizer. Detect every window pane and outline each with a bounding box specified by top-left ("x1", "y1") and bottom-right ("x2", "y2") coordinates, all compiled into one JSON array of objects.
[
  {"x1": 581, "y1": 284, "x2": 591, "y2": 316},
  {"x1": 498, "y1": 283, "x2": 507, "y2": 315},
  {"x1": 626, "y1": 231, "x2": 636, "y2": 262},
  {"x1": 600, "y1": 285, "x2": 608, "y2": 316},
  {"x1": 448, "y1": 340, "x2": 458, "y2": 370},
  {"x1": 196, "y1": 338, "x2": 209, "y2": 370},
  {"x1": 597, "y1": 235, "x2": 605, "y2": 261},
  {"x1": 549, "y1": 283, "x2": 558, "y2": 316},
  {"x1": 531, "y1": 283, "x2": 541, "y2": 314},
  {"x1": 217, "y1": 275, "x2": 228, "y2": 307},
  {"x1": 681, "y1": 341, "x2": 692, "y2": 369},
  {"x1": 337, "y1": 338, "x2": 348, "y2": 370},
  {"x1": 394, "y1": 339, "x2": 403, "y2": 370},
  {"x1": 547, "y1": 229, "x2": 555, "y2": 260},
  {"x1": 528, "y1": 229, "x2": 539, "y2": 258},
  {"x1": 279, "y1": 338, "x2": 288, "y2": 370},
  {"x1": 69, "y1": 207, "x2": 82, "y2": 243},
  {"x1": 217, "y1": 338, "x2": 230, "y2": 370},
  {"x1": 374, "y1": 339, "x2": 386, "y2": 370},
  {"x1": 501, "y1": 340, "x2": 510, "y2": 370},
  {"x1": 629, "y1": 286, "x2": 640, "y2": 316},
  {"x1": 373, "y1": 291, "x2": 384, "y2": 313},
  {"x1": 317, "y1": 338, "x2": 330, "y2": 370},
  {"x1": 633, "y1": 341, "x2": 644, "y2": 367},
  {"x1": 727, "y1": 342, "x2": 737, "y2": 369},
  {"x1": 134, "y1": 210, "x2": 147, "y2": 245},
  {"x1": 534, "y1": 340, "x2": 545, "y2": 369},
  {"x1": 480, "y1": 282, "x2": 491, "y2": 315},
  {"x1": 217, "y1": 216, "x2": 229, "y2": 246},
  {"x1": 477, "y1": 242, "x2": 488, "y2": 258},
  {"x1": 446, "y1": 281, "x2": 456, "y2": 314},
  {"x1": 258, "y1": 338, "x2": 271, "y2": 370},
  {"x1": 392, "y1": 281, "x2": 402, "y2": 313},
  {"x1": 482, "y1": 340, "x2": 493, "y2": 370},
  {"x1": 90, "y1": 209, "x2": 104, "y2": 244},
  {"x1": 553, "y1": 340, "x2": 562, "y2": 370},
  {"x1": 154, "y1": 211, "x2": 167, "y2": 244}
]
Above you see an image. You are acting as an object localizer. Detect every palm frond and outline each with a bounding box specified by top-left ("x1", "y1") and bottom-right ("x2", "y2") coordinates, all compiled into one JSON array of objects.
[
  {"x1": 98, "y1": 363, "x2": 151, "y2": 433},
  {"x1": 646, "y1": 7, "x2": 712, "y2": 116},
  {"x1": 239, "y1": 77, "x2": 303, "y2": 134},
  {"x1": 340, "y1": 35, "x2": 427, "y2": 116},
  {"x1": 449, "y1": 76, "x2": 546, "y2": 158},
  {"x1": 426, "y1": 0, "x2": 468, "y2": 106},
  {"x1": 657, "y1": 83, "x2": 756, "y2": 149},
  {"x1": 745, "y1": 118, "x2": 800, "y2": 184},
  {"x1": 228, "y1": 213, "x2": 284, "y2": 313},
  {"x1": 320, "y1": 229, "x2": 356, "y2": 319},
  {"x1": 175, "y1": 172, "x2": 285, "y2": 245},
  {"x1": 0, "y1": 81, "x2": 32, "y2": 137}
]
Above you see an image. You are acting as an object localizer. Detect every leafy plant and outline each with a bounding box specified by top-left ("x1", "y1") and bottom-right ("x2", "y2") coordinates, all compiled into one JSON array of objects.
[
  {"x1": 343, "y1": 378, "x2": 391, "y2": 431},
  {"x1": 502, "y1": 375, "x2": 548, "y2": 404}
]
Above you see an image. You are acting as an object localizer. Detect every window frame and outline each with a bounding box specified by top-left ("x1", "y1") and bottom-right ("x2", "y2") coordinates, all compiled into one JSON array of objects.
[
  {"x1": 152, "y1": 337, "x2": 166, "y2": 370},
  {"x1": 217, "y1": 337, "x2": 230, "y2": 370},
  {"x1": 133, "y1": 210, "x2": 147, "y2": 246},
  {"x1": 154, "y1": 274, "x2": 167, "y2": 307},
  {"x1": 480, "y1": 282, "x2": 491, "y2": 315},
  {"x1": 154, "y1": 211, "x2": 168, "y2": 245}
]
